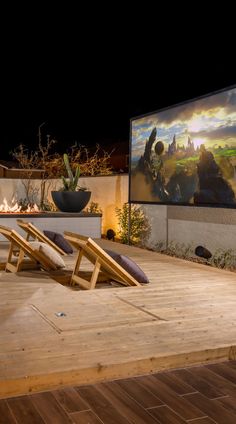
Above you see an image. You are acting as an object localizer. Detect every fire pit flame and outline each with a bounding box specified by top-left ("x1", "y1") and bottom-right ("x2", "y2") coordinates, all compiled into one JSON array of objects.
[{"x1": 0, "y1": 198, "x2": 40, "y2": 214}]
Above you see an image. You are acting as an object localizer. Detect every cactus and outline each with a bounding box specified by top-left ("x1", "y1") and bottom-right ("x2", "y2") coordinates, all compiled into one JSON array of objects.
[{"x1": 62, "y1": 153, "x2": 80, "y2": 191}]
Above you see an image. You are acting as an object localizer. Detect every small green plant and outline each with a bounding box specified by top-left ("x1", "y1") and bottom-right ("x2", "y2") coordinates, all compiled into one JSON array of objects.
[
  {"x1": 209, "y1": 248, "x2": 236, "y2": 270},
  {"x1": 115, "y1": 203, "x2": 151, "y2": 245},
  {"x1": 166, "y1": 241, "x2": 194, "y2": 259},
  {"x1": 155, "y1": 240, "x2": 166, "y2": 252},
  {"x1": 155, "y1": 240, "x2": 194, "y2": 258},
  {"x1": 61, "y1": 153, "x2": 82, "y2": 191},
  {"x1": 86, "y1": 201, "x2": 102, "y2": 214}
]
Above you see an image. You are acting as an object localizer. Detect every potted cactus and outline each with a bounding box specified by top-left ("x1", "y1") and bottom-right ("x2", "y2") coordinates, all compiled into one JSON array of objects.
[{"x1": 51, "y1": 153, "x2": 91, "y2": 212}]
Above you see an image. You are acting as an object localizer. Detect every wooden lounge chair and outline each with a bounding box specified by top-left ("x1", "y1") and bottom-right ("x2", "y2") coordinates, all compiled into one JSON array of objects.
[
  {"x1": 17, "y1": 219, "x2": 66, "y2": 255},
  {"x1": 0, "y1": 225, "x2": 70, "y2": 284},
  {"x1": 64, "y1": 231, "x2": 141, "y2": 290}
]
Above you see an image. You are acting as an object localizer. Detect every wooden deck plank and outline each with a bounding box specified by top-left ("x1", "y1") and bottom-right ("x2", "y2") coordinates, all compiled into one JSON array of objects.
[
  {"x1": 186, "y1": 366, "x2": 236, "y2": 398},
  {"x1": 216, "y1": 396, "x2": 236, "y2": 414},
  {"x1": 0, "y1": 399, "x2": 17, "y2": 424},
  {"x1": 0, "y1": 240, "x2": 236, "y2": 398},
  {"x1": 93, "y1": 381, "x2": 159, "y2": 424},
  {"x1": 30, "y1": 392, "x2": 73, "y2": 424},
  {"x1": 147, "y1": 405, "x2": 187, "y2": 424},
  {"x1": 168, "y1": 368, "x2": 225, "y2": 399},
  {"x1": 115, "y1": 378, "x2": 163, "y2": 408},
  {"x1": 137, "y1": 375, "x2": 205, "y2": 420},
  {"x1": 183, "y1": 392, "x2": 236, "y2": 424},
  {"x1": 70, "y1": 410, "x2": 104, "y2": 423},
  {"x1": 76, "y1": 386, "x2": 130, "y2": 424},
  {"x1": 206, "y1": 363, "x2": 236, "y2": 384},
  {"x1": 52, "y1": 387, "x2": 90, "y2": 413},
  {"x1": 151, "y1": 371, "x2": 197, "y2": 396},
  {"x1": 6, "y1": 396, "x2": 45, "y2": 424}
]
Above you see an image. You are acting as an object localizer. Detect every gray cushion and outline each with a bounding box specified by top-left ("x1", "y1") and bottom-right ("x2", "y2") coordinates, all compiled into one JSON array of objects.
[
  {"x1": 30, "y1": 241, "x2": 66, "y2": 269},
  {"x1": 105, "y1": 249, "x2": 149, "y2": 284},
  {"x1": 43, "y1": 230, "x2": 73, "y2": 254}
]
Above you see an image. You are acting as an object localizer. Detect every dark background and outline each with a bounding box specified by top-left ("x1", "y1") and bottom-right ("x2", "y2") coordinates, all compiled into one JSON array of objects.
[{"x1": 2, "y1": 8, "x2": 235, "y2": 160}]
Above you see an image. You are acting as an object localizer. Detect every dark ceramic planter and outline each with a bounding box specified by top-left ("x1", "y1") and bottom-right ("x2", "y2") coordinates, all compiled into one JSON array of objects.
[{"x1": 51, "y1": 191, "x2": 91, "y2": 213}]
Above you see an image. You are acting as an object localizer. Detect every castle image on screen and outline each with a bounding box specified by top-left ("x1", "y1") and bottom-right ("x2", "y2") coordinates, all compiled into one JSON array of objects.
[{"x1": 130, "y1": 86, "x2": 236, "y2": 208}]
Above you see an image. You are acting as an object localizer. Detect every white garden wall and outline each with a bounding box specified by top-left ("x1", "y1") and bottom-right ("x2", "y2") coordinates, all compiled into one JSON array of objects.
[{"x1": 0, "y1": 176, "x2": 235, "y2": 253}]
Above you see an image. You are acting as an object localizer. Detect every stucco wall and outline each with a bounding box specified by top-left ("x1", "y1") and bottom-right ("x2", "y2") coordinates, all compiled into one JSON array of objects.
[
  {"x1": 139, "y1": 204, "x2": 236, "y2": 253},
  {"x1": 78, "y1": 174, "x2": 128, "y2": 234},
  {"x1": 0, "y1": 179, "x2": 27, "y2": 204},
  {"x1": 0, "y1": 176, "x2": 235, "y2": 253},
  {"x1": 167, "y1": 206, "x2": 236, "y2": 252}
]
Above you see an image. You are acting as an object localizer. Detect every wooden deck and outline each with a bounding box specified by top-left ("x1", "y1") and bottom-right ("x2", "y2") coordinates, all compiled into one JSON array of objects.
[
  {"x1": 0, "y1": 240, "x2": 236, "y2": 399},
  {"x1": 1, "y1": 361, "x2": 236, "y2": 423}
]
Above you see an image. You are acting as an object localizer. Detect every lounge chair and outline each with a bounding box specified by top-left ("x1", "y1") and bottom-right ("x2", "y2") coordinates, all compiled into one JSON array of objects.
[
  {"x1": 0, "y1": 226, "x2": 142, "y2": 290},
  {"x1": 17, "y1": 219, "x2": 66, "y2": 255},
  {"x1": 64, "y1": 231, "x2": 141, "y2": 290},
  {"x1": 0, "y1": 225, "x2": 70, "y2": 284}
]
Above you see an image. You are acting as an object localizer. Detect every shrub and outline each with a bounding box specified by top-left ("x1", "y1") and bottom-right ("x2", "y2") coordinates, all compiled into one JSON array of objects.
[
  {"x1": 86, "y1": 201, "x2": 102, "y2": 214},
  {"x1": 155, "y1": 240, "x2": 236, "y2": 271},
  {"x1": 115, "y1": 203, "x2": 151, "y2": 245},
  {"x1": 209, "y1": 248, "x2": 236, "y2": 270}
]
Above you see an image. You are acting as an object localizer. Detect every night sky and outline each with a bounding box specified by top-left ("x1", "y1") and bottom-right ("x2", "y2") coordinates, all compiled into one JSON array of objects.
[{"x1": 1, "y1": 11, "x2": 235, "y2": 161}]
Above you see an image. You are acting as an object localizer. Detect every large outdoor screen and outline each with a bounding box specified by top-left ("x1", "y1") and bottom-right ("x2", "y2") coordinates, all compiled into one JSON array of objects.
[{"x1": 129, "y1": 86, "x2": 236, "y2": 208}]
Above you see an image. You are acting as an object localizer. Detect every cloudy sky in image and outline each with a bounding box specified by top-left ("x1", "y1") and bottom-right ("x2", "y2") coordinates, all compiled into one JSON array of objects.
[{"x1": 131, "y1": 87, "x2": 236, "y2": 158}]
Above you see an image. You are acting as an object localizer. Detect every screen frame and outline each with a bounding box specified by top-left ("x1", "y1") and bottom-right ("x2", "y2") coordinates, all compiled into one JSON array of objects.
[{"x1": 129, "y1": 84, "x2": 236, "y2": 209}]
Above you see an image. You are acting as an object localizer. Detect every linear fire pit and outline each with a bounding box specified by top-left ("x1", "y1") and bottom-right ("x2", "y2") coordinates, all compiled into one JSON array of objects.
[{"x1": 0, "y1": 212, "x2": 102, "y2": 241}]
